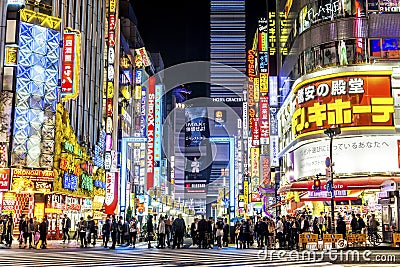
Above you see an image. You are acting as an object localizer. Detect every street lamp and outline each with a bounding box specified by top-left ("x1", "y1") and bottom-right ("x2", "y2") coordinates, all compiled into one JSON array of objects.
[{"x1": 324, "y1": 126, "x2": 341, "y2": 234}]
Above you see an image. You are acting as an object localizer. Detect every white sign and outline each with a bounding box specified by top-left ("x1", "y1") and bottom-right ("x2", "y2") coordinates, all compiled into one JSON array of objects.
[
  {"x1": 294, "y1": 135, "x2": 400, "y2": 180},
  {"x1": 104, "y1": 152, "x2": 112, "y2": 171},
  {"x1": 111, "y1": 150, "x2": 118, "y2": 171},
  {"x1": 105, "y1": 172, "x2": 115, "y2": 206},
  {"x1": 309, "y1": 190, "x2": 347, "y2": 198},
  {"x1": 270, "y1": 135, "x2": 279, "y2": 166}
]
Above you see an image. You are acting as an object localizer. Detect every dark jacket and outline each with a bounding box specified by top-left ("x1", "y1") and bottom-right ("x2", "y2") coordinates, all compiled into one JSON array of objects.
[
  {"x1": 102, "y1": 218, "x2": 111, "y2": 234},
  {"x1": 172, "y1": 218, "x2": 186, "y2": 234},
  {"x1": 62, "y1": 217, "x2": 71, "y2": 229},
  {"x1": 198, "y1": 219, "x2": 207, "y2": 232},
  {"x1": 147, "y1": 219, "x2": 154, "y2": 233}
]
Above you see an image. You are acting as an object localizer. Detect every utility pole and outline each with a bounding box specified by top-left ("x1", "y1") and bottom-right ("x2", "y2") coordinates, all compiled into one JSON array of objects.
[{"x1": 324, "y1": 126, "x2": 341, "y2": 234}]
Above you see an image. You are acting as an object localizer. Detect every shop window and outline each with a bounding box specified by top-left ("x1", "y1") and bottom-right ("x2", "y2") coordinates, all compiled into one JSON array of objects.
[
  {"x1": 305, "y1": 48, "x2": 313, "y2": 73},
  {"x1": 322, "y1": 43, "x2": 337, "y2": 67},
  {"x1": 382, "y1": 38, "x2": 400, "y2": 59}
]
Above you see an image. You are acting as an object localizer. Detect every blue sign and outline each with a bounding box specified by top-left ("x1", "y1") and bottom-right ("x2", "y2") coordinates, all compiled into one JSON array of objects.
[
  {"x1": 94, "y1": 180, "x2": 106, "y2": 189},
  {"x1": 63, "y1": 173, "x2": 78, "y2": 191}
]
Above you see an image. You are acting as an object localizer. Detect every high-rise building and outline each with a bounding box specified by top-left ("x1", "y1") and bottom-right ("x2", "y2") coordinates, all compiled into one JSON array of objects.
[{"x1": 210, "y1": 0, "x2": 246, "y2": 102}]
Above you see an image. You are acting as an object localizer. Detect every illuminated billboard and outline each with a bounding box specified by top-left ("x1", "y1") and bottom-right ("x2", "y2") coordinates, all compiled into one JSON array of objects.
[
  {"x1": 292, "y1": 75, "x2": 394, "y2": 137},
  {"x1": 61, "y1": 31, "x2": 81, "y2": 101},
  {"x1": 11, "y1": 22, "x2": 60, "y2": 168}
]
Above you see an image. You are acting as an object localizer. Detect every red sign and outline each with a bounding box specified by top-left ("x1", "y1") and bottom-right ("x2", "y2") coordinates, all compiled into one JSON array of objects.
[
  {"x1": 261, "y1": 155, "x2": 270, "y2": 186},
  {"x1": 251, "y1": 192, "x2": 261, "y2": 202},
  {"x1": 259, "y1": 96, "x2": 270, "y2": 142},
  {"x1": 106, "y1": 99, "x2": 113, "y2": 116},
  {"x1": 108, "y1": 30, "x2": 115, "y2": 47},
  {"x1": 0, "y1": 168, "x2": 11, "y2": 191},
  {"x1": 251, "y1": 117, "x2": 260, "y2": 146},
  {"x1": 293, "y1": 75, "x2": 393, "y2": 136},
  {"x1": 109, "y1": 14, "x2": 116, "y2": 30},
  {"x1": 61, "y1": 33, "x2": 75, "y2": 94},
  {"x1": 146, "y1": 77, "x2": 155, "y2": 190},
  {"x1": 104, "y1": 172, "x2": 119, "y2": 214}
]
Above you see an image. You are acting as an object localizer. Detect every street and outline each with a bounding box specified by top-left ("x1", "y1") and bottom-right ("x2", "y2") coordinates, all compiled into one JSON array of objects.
[{"x1": 0, "y1": 240, "x2": 399, "y2": 267}]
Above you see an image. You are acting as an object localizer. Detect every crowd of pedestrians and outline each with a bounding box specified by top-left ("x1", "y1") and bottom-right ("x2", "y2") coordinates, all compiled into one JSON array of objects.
[{"x1": 1, "y1": 210, "x2": 382, "y2": 250}]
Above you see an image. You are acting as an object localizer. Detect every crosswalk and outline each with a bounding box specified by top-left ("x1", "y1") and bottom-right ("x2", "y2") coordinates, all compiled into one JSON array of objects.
[{"x1": 0, "y1": 248, "x2": 345, "y2": 267}]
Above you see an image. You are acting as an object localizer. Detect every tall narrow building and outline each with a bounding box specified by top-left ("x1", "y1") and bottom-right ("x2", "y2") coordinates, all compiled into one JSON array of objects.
[{"x1": 210, "y1": 0, "x2": 246, "y2": 101}]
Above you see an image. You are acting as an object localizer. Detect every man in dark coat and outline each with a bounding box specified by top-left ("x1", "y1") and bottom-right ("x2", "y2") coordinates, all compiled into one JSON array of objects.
[
  {"x1": 172, "y1": 214, "x2": 186, "y2": 249},
  {"x1": 110, "y1": 215, "x2": 118, "y2": 249},
  {"x1": 102, "y1": 215, "x2": 111, "y2": 248},
  {"x1": 61, "y1": 214, "x2": 71, "y2": 243},
  {"x1": 197, "y1": 215, "x2": 207, "y2": 248}
]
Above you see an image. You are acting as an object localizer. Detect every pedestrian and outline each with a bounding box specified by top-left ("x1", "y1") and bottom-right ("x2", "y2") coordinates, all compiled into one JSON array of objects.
[
  {"x1": 215, "y1": 217, "x2": 224, "y2": 249},
  {"x1": 206, "y1": 217, "x2": 214, "y2": 249},
  {"x1": 336, "y1": 216, "x2": 346, "y2": 239},
  {"x1": 5, "y1": 215, "x2": 13, "y2": 247},
  {"x1": 110, "y1": 215, "x2": 118, "y2": 249},
  {"x1": 268, "y1": 218, "x2": 276, "y2": 249},
  {"x1": 157, "y1": 216, "x2": 166, "y2": 249},
  {"x1": 129, "y1": 217, "x2": 138, "y2": 248},
  {"x1": 318, "y1": 212, "x2": 325, "y2": 238},
  {"x1": 21, "y1": 217, "x2": 29, "y2": 249},
  {"x1": 234, "y1": 221, "x2": 241, "y2": 248},
  {"x1": 313, "y1": 217, "x2": 320, "y2": 237},
  {"x1": 222, "y1": 218, "x2": 229, "y2": 247},
  {"x1": 172, "y1": 214, "x2": 186, "y2": 249},
  {"x1": 117, "y1": 216, "x2": 123, "y2": 245},
  {"x1": 356, "y1": 214, "x2": 366, "y2": 234},
  {"x1": 190, "y1": 218, "x2": 198, "y2": 247},
  {"x1": 198, "y1": 215, "x2": 207, "y2": 248},
  {"x1": 78, "y1": 217, "x2": 87, "y2": 248},
  {"x1": 240, "y1": 219, "x2": 250, "y2": 249},
  {"x1": 276, "y1": 217, "x2": 284, "y2": 248},
  {"x1": 350, "y1": 213, "x2": 358, "y2": 233},
  {"x1": 27, "y1": 218, "x2": 35, "y2": 249},
  {"x1": 299, "y1": 215, "x2": 310, "y2": 234},
  {"x1": 164, "y1": 215, "x2": 172, "y2": 248},
  {"x1": 61, "y1": 214, "x2": 71, "y2": 244},
  {"x1": 18, "y1": 214, "x2": 25, "y2": 248},
  {"x1": 146, "y1": 215, "x2": 154, "y2": 249},
  {"x1": 289, "y1": 217, "x2": 299, "y2": 250},
  {"x1": 38, "y1": 217, "x2": 48, "y2": 249},
  {"x1": 102, "y1": 215, "x2": 111, "y2": 248},
  {"x1": 87, "y1": 215, "x2": 97, "y2": 246}
]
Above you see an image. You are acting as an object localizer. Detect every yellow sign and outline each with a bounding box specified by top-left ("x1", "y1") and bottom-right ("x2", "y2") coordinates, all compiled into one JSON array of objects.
[
  {"x1": 107, "y1": 82, "x2": 114, "y2": 98},
  {"x1": 260, "y1": 73, "x2": 269, "y2": 94},
  {"x1": 34, "y1": 203, "x2": 45, "y2": 218},
  {"x1": 5, "y1": 45, "x2": 18, "y2": 66},
  {"x1": 109, "y1": 0, "x2": 116, "y2": 13},
  {"x1": 250, "y1": 148, "x2": 260, "y2": 182},
  {"x1": 45, "y1": 208, "x2": 62, "y2": 214},
  {"x1": 254, "y1": 78, "x2": 260, "y2": 101},
  {"x1": 134, "y1": 85, "x2": 142, "y2": 100},
  {"x1": 244, "y1": 179, "x2": 249, "y2": 204}
]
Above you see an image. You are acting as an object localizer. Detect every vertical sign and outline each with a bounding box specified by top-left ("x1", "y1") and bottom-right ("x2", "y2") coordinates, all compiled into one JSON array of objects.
[
  {"x1": 259, "y1": 96, "x2": 270, "y2": 144},
  {"x1": 247, "y1": 50, "x2": 256, "y2": 123},
  {"x1": 106, "y1": 1, "x2": 116, "y2": 135},
  {"x1": 250, "y1": 148, "x2": 260, "y2": 184},
  {"x1": 154, "y1": 84, "x2": 162, "y2": 187},
  {"x1": 104, "y1": 172, "x2": 118, "y2": 214},
  {"x1": 251, "y1": 118, "x2": 260, "y2": 146},
  {"x1": 61, "y1": 32, "x2": 81, "y2": 100},
  {"x1": 140, "y1": 87, "x2": 147, "y2": 137},
  {"x1": 244, "y1": 179, "x2": 249, "y2": 204},
  {"x1": 146, "y1": 77, "x2": 156, "y2": 190}
]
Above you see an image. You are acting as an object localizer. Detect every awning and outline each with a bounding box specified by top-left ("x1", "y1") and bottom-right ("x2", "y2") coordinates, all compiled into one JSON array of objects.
[{"x1": 278, "y1": 176, "x2": 400, "y2": 194}]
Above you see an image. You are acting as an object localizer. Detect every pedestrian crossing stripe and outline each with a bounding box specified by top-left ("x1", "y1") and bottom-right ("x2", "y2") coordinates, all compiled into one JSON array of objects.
[{"x1": 0, "y1": 249, "x2": 343, "y2": 267}]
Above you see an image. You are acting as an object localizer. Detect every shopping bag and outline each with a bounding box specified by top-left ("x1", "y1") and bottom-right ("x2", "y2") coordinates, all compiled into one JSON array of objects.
[{"x1": 34, "y1": 232, "x2": 40, "y2": 243}]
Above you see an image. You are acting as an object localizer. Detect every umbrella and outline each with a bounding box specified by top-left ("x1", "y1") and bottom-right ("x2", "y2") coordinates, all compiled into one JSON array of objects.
[{"x1": 230, "y1": 217, "x2": 244, "y2": 223}]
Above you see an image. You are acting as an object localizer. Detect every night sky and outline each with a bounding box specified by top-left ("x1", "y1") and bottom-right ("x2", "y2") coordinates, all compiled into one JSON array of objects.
[{"x1": 131, "y1": 0, "x2": 268, "y2": 68}]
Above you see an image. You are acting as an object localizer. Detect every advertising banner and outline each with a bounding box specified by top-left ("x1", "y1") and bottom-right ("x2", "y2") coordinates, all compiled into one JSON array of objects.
[
  {"x1": 185, "y1": 107, "x2": 208, "y2": 147},
  {"x1": 251, "y1": 118, "x2": 260, "y2": 146},
  {"x1": 250, "y1": 148, "x2": 260, "y2": 183},
  {"x1": 146, "y1": 77, "x2": 155, "y2": 190},
  {"x1": 105, "y1": 172, "x2": 118, "y2": 214},
  {"x1": 294, "y1": 135, "x2": 400, "y2": 179},
  {"x1": 270, "y1": 135, "x2": 279, "y2": 167},
  {"x1": 260, "y1": 96, "x2": 270, "y2": 144},
  {"x1": 293, "y1": 75, "x2": 394, "y2": 136},
  {"x1": 261, "y1": 154, "x2": 271, "y2": 186},
  {"x1": 0, "y1": 169, "x2": 11, "y2": 191},
  {"x1": 61, "y1": 32, "x2": 81, "y2": 100}
]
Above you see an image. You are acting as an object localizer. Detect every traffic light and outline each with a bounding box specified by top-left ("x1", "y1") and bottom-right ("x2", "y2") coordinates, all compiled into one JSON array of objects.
[
  {"x1": 314, "y1": 178, "x2": 321, "y2": 192},
  {"x1": 326, "y1": 180, "x2": 333, "y2": 192}
]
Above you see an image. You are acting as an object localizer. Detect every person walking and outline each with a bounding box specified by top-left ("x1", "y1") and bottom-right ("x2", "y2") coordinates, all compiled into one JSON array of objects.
[
  {"x1": 78, "y1": 217, "x2": 87, "y2": 248},
  {"x1": 27, "y1": 218, "x2": 35, "y2": 249},
  {"x1": 172, "y1": 214, "x2": 186, "y2": 249},
  {"x1": 110, "y1": 215, "x2": 118, "y2": 249},
  {"x1": 222, "y1": 218, "x2": 229, "y2": 247},
  {"x1": 198, "y1": 215, "x2": 207, "y2": 248},
  {"x1": 318, "y1": 212, "x2": 325, "y2": 238},
  {"x1": 276, "y1": 217, "x2": 284, "y2": 249},
  {"x1": 268, "y1": 218, "x2": 276, "y2": 249},
  {"x1": 146, "y1": 215, "x2": 154, "y2": 249},
  {"x1": 18, "y1": 214, "x2": 25, "y2": 248},
  {"x1": 61, "y1": 214, "x2": 71, "y2": 244},
  {"x1": 129, "y1": 217, "x2": 138, "y2": 248},
  {"x1": 87, "y1": 215, "x2": 97, "y2": 246},
  {"x1": 190, "y1": 218, "x2": 198, "y2": 247},
  {"x1": 215, "y1": 217, "x2": 224, "y2": 249},
  {"x1": 117, "y1": 216, "x2": 124, "y2": 245},
  {"x1": 102, "y1": 215, "x2": 111, "y2": 248},
  {"x1": 38, "y1": 217, "x2": 48, "y2": 249},
  {"x1": 21, "y1": 217, "x2": 29, "y2": 249},
  {"x1": 157, "y1": 216, "x2": 166, "y2": 249},
  {"x1": 5, "y1": 216, "x2": 13, "y2": 247},
  {"x1": 336, "y1": 216, "x2": 347, "y2": 239},
  {"x1": 350, "y1": 213, "x2": 358, "y2": 233}
]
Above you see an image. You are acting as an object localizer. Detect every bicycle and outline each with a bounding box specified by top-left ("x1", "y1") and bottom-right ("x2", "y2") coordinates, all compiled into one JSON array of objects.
[{"x1": 367, "y1": 228, "x2": 382, "y2": 247}]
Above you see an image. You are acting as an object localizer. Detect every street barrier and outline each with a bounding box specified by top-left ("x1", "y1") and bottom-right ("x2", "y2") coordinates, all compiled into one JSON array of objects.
[
  {"x1": 392, "y1": 232, "x2": 400, "y2": 247},
  {"x1": 346, "y1": 233, "x2": 366, "y2": 247},
  {"x1": 322, "y1": 233, "x2": 343, "y2": 249},
  {"x1": 299, "y1": 232, "x2": 318, "y2": 250}
]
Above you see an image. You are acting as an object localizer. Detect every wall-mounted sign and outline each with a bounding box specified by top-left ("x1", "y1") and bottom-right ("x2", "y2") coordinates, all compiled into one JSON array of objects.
[
  {"x1": 293, "y1": 75, "x2": 393, "y2": 136},
  {"x1": 4, "y1": 45, "x2": 18, "y2": 66},
  {"x1": 105, "y1": 172, "x2": 118, "y2": 214},
  {"x1": 12, "y1": 169, "x2": 54, "y2": 182},
  {"x1": 61, "y1": 31, "x2": 81, "y2": 101},
  {"x1": 135, "y1": 47, "x2": 151, "y2": 67},
  {"x1": 63, "y1": 173, "x2": 78, "y2": 191},
  {"x1": 259, "y1": 96, "x2": 270, "y2": 144},
  {"x1": 0, "y1": 168, "x2": 11, "y2": 191},
  {"x1": 146, "y1": 77, "x2": 155, "y2": 190}
]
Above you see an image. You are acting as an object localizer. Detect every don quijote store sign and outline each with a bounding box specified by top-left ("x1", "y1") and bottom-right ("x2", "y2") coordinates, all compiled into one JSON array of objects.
[
  {"x1": 292, "y1": 75, "x2": 394, "y2": 136},
  {"x1": 11, "y1": 169, "x2": 55, "y2": 181}
]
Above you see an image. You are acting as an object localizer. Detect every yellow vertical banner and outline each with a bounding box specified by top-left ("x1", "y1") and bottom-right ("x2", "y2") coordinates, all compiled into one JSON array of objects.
[
  {"x1": 250, "y1": 148, "x2": 260, "y2": 185},
  {"x1": 254, "y1": 77, "x2": 260, "y2": 101},
  {"x1": 244, "y1": 179, "x2": 249, "y2": 204}
]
